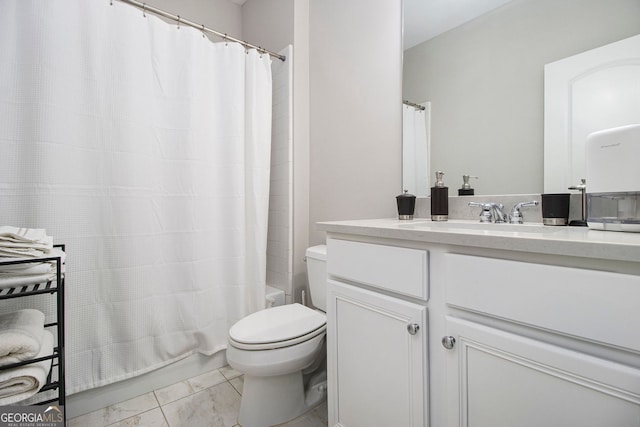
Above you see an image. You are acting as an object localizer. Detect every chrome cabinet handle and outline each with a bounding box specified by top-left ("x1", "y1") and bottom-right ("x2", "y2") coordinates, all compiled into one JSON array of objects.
[
  {"x1": 442, "y1": 336, "x2": 456, "y2": 349},
  {"x1": 407, "y1": 323, "x2": 420, "y2": 335}
]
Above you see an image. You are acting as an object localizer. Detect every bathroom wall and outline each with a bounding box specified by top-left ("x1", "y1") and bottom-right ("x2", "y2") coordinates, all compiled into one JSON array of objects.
[
  {"x1": 243, "y1": 0, "x2": 310, "y2": 304},
  {"x1": 264, "y1": 48, "x2": 294, "y2": 301},
  {"x1": 244, "y1": 0, "x2": 403, "y2": 299},
  {"x1": 308, "y1": 0, "x2": 403, "y2": 246},
  {"x1": 242, "y1": 0, "x2": 294, "y2": 51},
  {"x1": 243, "y1": 1, "x2": 294, "y2": 301},
  {"x1": 142, "y1": 0, "x2": 242, "y2": 38},
  {"x1": 403, "y1": 0, "x2": 640, "y2": 196},
  {"x1": 289, "y1": 2, "x2": 311, "y2": 305}
]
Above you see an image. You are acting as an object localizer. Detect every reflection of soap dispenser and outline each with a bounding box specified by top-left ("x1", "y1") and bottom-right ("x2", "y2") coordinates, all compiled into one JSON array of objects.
[
  {"x1": 431, "y1": 171, "x2": 448, "y2": 221},
  {"x1": 458, "y1": 175, "x2": 478, "y2": 196}
]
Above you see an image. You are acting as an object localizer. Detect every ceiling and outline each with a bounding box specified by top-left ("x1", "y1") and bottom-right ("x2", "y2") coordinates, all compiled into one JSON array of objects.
[{"x1": 403, "y1": 0, "x2": 515, "y2": 50}]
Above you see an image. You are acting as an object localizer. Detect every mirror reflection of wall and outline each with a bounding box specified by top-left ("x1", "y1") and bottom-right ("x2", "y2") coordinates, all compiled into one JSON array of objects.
[
  {"x1": 402, "y1": 101, "x2": 430, "y2": 196},
  {"x1": 403, "y1": 0, "x2": 640, "y2": 196},
  {"x1": 544, "y1": 34, "x2": 640, "y2": 193}
]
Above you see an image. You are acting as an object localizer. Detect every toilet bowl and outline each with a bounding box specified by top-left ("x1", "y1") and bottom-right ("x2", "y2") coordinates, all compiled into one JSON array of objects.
[{"x1": 226, "y1": 245, "x2": 327, "y2": 427}]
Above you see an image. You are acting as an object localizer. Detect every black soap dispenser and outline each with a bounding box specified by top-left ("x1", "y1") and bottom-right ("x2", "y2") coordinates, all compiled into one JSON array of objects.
[
  {"x1": 431, "y1": 171, "x2": 448, "y2": 221},
  {"x1": 458, "y1": 174, "x2": 477, "y2": 196}
]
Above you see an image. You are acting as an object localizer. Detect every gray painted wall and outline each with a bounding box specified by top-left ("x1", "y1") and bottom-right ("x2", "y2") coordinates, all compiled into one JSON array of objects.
[
  {"x1": 142, "y1": 0, "x2": 242, "y2": 39},
  {"x1": 244, "y1": 0, "x2": 404, "y2": 299},
  {"x1": 309, "y1": 0, "x2": 403, "y2": 245},
  {"x1": 403, "y1": 0, "x2": 640, "y2": 196},
  {"x1": 242, "y1": 0, "x2": 294, "y2": 52}
]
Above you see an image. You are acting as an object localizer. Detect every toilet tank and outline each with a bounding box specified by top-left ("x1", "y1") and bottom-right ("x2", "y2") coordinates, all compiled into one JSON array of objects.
[{"x1": 305, "y1": 245, "x2": 327, "y2": 311}]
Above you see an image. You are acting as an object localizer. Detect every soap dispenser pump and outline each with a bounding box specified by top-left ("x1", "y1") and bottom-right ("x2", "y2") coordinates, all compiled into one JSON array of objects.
[
  {"x1": 431, "y1": 171, "x2": 448, "y2": 221},
  {"x1": 458, "y1": 175, "x2": 478, "y2": 196}
]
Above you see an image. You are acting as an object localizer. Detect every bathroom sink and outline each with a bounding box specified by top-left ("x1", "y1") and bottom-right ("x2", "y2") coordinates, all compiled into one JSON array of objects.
[{"x1": 399, "y1": 220, "x2": 562, "y2": 235}]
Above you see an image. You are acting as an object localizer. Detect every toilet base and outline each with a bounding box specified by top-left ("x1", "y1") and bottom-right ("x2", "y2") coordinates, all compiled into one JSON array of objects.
[{"x1": 238, "y1": 369, "x2": 326, "y2": 427}]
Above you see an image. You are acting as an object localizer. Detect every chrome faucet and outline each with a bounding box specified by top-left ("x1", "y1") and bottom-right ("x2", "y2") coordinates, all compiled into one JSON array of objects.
[
  {"x1": 468, "y1": 202, "x2": 493, "y2": 222},
  {"x1": 469, "y1": 201, "x2": 538, "y2": 224},
  {"x1": 508, "y1": 201, "x2": 539, "y2": 224},
  {"x1": 468, "y1": 202, "x2": 507, "y2": 223},
  {"x1": 491, "y1": 203, "x2": 507, "y2": 223}
]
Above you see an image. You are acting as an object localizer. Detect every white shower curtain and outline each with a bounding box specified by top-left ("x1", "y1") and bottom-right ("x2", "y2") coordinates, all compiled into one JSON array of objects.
[{"x1": 0, "y1": 0, "x2": 272, "y2": 393}]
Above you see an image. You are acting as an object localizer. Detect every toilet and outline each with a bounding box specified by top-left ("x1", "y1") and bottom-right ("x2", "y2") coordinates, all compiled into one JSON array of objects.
[{"x1": 227, "y1": 245, "x2": 327, "y2": 427}]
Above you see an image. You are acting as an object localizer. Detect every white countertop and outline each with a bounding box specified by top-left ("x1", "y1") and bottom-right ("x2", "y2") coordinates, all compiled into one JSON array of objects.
[{"x1": 317, "y1": 218, "x2": 640, "y2": 263}]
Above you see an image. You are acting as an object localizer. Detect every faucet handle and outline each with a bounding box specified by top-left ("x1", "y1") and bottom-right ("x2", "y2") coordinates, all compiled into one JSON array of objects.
[
  {"x1": 509, "y1": 201, "x2": 539, "y2": 224},
  {"x1": 468, "y1": 202, "x2": 494, "y2": 223}
]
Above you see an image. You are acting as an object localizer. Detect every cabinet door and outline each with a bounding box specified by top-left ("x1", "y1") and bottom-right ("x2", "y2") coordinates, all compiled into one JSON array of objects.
[
  {"x1": 327, "y1": 280, "x2": 427, "y2": 427},
  {"x1": 444, "y1": 317, "x2": 640, "y2": 427}
]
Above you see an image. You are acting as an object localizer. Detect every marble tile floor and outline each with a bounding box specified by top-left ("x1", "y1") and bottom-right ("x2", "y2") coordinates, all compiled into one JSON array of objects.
[{"x1": 68, "y1": 366, "x2": 328, "y2": 427}]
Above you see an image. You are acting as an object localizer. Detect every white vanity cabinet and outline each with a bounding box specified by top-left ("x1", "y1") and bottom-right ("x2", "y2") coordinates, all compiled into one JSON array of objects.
[
  {"x1": 442, "y1": 253, "x2": 640, "y2": 427},
  {"x1": 444, "y1": 317, "x2": 640, "y2": 427},
  {"x1": 319, "y1": 219, "x2": 640, "y2": 427},
  {"x1": 326, "y1": 238, "x2": 429, "y2": 427}
]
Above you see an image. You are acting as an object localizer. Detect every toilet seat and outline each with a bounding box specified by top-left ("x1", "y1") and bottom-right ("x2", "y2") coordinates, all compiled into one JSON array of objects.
[{"x1": 229, "y1": 303, "x2": 327, "y2": 351}]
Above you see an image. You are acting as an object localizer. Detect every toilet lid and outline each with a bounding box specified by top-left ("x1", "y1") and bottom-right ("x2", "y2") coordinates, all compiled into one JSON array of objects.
[{"x1": 229, "y1": 303, "x2": 326, "y2": 346}]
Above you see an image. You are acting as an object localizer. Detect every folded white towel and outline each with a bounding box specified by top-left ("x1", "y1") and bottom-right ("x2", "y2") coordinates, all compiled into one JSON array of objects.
[
  {"x1": 0, "y1": 238, "x2": 53, "y2": 249},
  {"x1": 0, "y1": 246, "x2": 65, "y2": 260},
  {"x1": 0, "y1": 309, "x2": 46, "y2": 366},
  {"x1": 0, "y1": 262, "x2": 52, "y2": 275},
  {"x1": 0, "y1": 247, "x2": 48, "y2": 258},
  {"x1": 0, "y1": 226, "x2": 54, "y2": 260},
  {"x1": 0, "y1": 274, "x2": 57, "y2": 290},
  {"x1": 0, "y1": 330, "x2": 53, "y2": 405},
  {"x1": 0, "y1": 227, "x2": 49, "y2": 245},
  {"x1": 0, "y1": 248, "x2": 66, "y2": 268},
  {"x1": 43, "y1": 247, "x2": 66, "y2": 265},
  {"x1": 0, "y1": 247, "x2": 66, "y2": 289}
]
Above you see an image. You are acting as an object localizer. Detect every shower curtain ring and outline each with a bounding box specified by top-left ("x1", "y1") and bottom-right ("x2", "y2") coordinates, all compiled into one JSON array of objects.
[
  {"x1": 223, "y1": 34, "x2": 228, "y2": 46},
  {"x1": 177, "y1": 15, "x2": 180, "y2": 29},
  {"x1": 142, "y1": 3, "x2": 146, "y2": 17},
  {"x1": 201, "y1": 24, "x2": 206, "y2": 38}
]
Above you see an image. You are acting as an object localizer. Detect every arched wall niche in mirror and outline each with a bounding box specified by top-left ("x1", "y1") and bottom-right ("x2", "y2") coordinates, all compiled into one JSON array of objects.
[
  {"x1": 544, "y1": 34, "x2": 640, "y2": 194},
  {"x1": 402, "y1": 0, "x2": 640, "y2": 197}
]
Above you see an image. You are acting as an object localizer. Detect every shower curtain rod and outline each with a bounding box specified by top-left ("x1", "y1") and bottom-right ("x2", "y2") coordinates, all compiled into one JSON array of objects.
[
  {"x1": 114, "y1": 0, "x2": 286, "y2": 61},
  {"x1": 403, "y1": 100, "x2": 426, "y2": 110}
]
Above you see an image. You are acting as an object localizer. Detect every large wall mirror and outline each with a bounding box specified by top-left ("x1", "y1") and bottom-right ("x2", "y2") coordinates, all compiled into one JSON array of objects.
[{"x1": 402, "y1": 0, "x2": 640, "y2": 197}]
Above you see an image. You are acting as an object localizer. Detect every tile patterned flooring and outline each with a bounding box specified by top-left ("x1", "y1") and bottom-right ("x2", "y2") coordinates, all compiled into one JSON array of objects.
[{"x1": 68, "y1": 366, "x2": 328, "y2": 427}]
